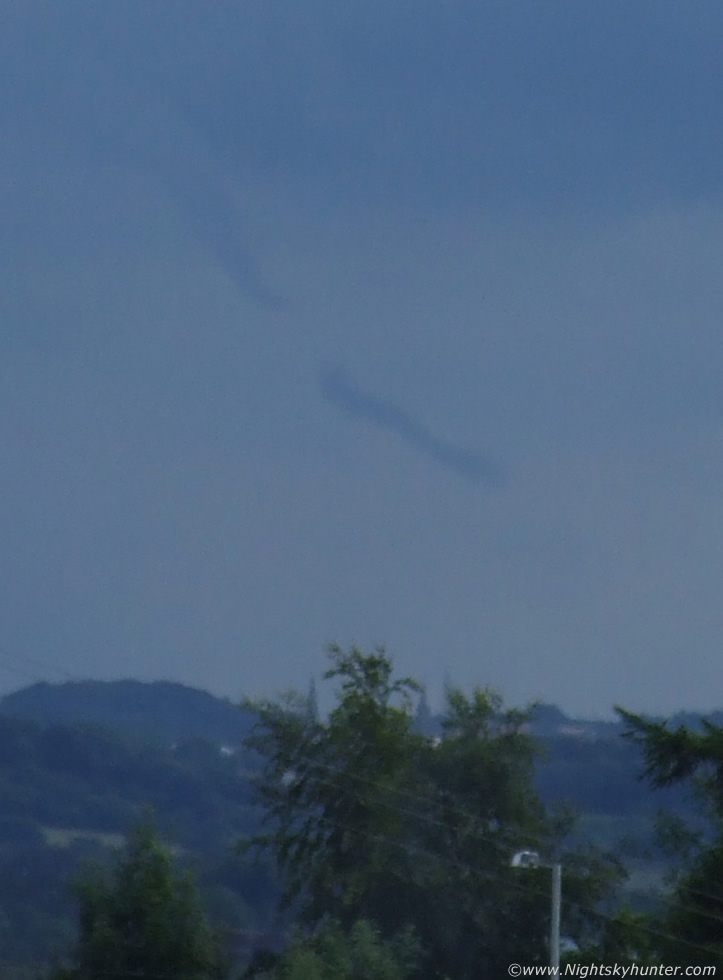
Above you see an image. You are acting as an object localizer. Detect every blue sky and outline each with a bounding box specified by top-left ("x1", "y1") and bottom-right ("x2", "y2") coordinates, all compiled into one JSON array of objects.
[{"x1": 2, "y1": 2, "x2": 723, "y2": 717}]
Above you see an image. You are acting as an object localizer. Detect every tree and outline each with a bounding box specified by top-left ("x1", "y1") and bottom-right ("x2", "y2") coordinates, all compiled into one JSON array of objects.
[
  {"x1": 252, "y1": 919, "x2": 420, "y2": 980},
  {"x1": 48, "y1": 819, "x2": 227, "y2": 980},
  {"x1": 617, "y1": 708, "x2": 723, "y2": 967},
  {"x1": 243, "y1": 646, "x2": 423, "y2": 930},
  {"x1": 244, "y1": 645, "x2": 623, "y2": 980}
]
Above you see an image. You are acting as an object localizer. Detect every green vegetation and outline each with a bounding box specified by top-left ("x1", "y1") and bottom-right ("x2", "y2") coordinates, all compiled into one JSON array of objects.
[
  {"x1": 1, "y1": 679, "x2": 253, "y2": 747},
  {"x1": 0, "y1": 667, "x2": 719, "y2": 977},
  {"x1": 617, "y1": 708, "x2": 723, "y2": 967},
  {"x1": 254, "y1": 919, "x2": 420, "y2": 980},
  {"x1": 243, "y1": 645, "x2": 624, "y2": 979},
  {"x1": 0, "y1": 712, "x2": 275, "y2": 976},
  {"x1": 47, "y1": 819, "x2": 227, "y2": 980}
]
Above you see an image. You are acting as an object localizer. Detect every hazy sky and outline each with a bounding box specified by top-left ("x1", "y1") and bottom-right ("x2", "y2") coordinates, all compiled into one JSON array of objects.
[{"x1": 2, "y1": 1, "x2": 723, "y2": 717}]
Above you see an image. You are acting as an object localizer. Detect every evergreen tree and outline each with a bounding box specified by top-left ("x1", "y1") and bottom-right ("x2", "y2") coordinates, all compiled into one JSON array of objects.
[
  {"x1": 48, "y1": 819, "x2": 226, "y2": 980},
  {"x1": 617, "y1": 708, "x2": 723, "y2": 967}
]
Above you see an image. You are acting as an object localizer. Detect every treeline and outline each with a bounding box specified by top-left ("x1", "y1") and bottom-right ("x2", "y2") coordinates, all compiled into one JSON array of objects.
[
  {"x1": 238, "y1": 647, "x2": 723, "y2": 978},
  {"x1": 0, "y1": 678, "x2": 255, "y2": 746},
  {"x1": 0, "y1": 663, "x2": 717, "y2": 977},
  {"x1": 0, "y1": 714, "x2": 276, "y2": 977}
]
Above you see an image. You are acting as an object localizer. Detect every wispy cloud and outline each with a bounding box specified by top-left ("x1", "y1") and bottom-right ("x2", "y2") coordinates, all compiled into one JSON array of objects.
[
  {"x1": 319, "y1": 367, "x2": 503, "y2": 487},
  {"x1": 165, "y1": 163, "x2": 286, "y2": 309}
]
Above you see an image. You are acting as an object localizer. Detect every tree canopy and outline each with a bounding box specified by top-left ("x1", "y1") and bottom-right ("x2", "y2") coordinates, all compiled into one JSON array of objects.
[
  {"x1": 48, "y1": 819, "x2": 227, "y2": 980},
  {"x1": 253, "y1": 919, "x2": 420, "y2": 980},
  {"x1": 617, "y1": 707, "x2": 723, "y2": 967},
  {"x1": 244, "y1": 645, "x2": 623, "y2": 980}
]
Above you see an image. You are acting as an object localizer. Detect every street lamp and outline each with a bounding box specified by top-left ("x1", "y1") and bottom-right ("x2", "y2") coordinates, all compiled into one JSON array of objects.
[{"x1": 511, "y1": 850, "x2": 562, "y2": 975}]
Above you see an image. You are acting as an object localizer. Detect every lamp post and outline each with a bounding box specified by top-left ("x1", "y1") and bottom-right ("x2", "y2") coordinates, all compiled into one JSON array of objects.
[{"x1": 511, "y1": 850, "x2": 562, "y2": 975}]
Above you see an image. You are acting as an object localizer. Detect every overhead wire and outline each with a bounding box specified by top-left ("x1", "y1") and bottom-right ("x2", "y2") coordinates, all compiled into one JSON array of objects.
[
  {"x1": 0, "y1": 664, "x2": 719, "y2": 968},
  {"x1": 244, "y1": 723, "x2": 723, "y2": 950},
  {"x1": 246, "y1": 703, "x2": 723, "y2": 913},
  {"x1": 248, "y1": 768, "x2": 723, "y2": 963},
  {"x1": 284, "y1": 759, "x2": 723, "y2": 930}
]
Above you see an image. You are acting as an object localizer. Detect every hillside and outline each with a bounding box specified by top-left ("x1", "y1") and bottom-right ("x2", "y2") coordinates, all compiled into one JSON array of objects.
[
  {"x1": 0, "y1": 679, "x2": 698, "y2": 835},
  {"x1": 0, "y1": 679, "x2": 710, "y2": 977},
  {"x1": 0, "y1": 679, "x2": 254, "y2": 747},
  {"x1": 0, "y1": 694, "x2": 275, "y2": 978}
]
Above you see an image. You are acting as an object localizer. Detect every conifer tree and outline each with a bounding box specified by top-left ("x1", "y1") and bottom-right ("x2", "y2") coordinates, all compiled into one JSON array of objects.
[{"x1": 48, "y1": 819, "x2": 226, "y2": 980}]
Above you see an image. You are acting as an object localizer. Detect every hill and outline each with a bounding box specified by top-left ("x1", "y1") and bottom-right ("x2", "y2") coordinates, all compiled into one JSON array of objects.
[
  {"x1": 0, "y1": 679, "x2": 254, "y2": 747},
  {"x1": 0, "y1": 679, "x2": 712, "y2": 977},
  {"x1": 0, "y1": 708, "x2": 276, "y2": 978}
]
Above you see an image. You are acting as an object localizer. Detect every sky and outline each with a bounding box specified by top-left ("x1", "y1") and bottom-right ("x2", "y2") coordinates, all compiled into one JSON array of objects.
[{"x1": 2, "y1": 1, "x2": 723, "y2": 718}]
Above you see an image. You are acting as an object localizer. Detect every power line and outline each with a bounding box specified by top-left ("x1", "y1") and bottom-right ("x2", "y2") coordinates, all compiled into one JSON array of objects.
[
  {"x1": 250, "y1": 777, "x2": 723, "y2": 963},
  {"x1": 255, "y1": 756, "x2": 723, "y2": 933},
  {"x1": 244, "y1": 712, "x2": 723, "y2": 957}
]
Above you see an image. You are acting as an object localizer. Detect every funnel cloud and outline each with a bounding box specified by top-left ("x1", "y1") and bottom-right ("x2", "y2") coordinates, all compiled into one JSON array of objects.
[{"x1": 320, "y1": 367, "x2": 502, "y2": 486}]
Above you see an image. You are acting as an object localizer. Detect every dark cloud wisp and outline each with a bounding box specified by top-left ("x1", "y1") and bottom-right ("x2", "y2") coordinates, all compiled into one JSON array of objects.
[{"x1": 320, "y1": 367, "x2": 502, "y2": 486}]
